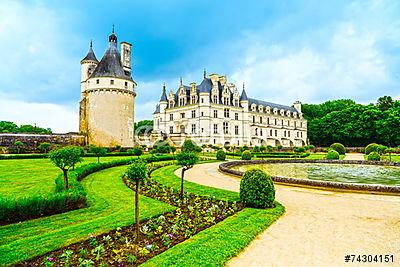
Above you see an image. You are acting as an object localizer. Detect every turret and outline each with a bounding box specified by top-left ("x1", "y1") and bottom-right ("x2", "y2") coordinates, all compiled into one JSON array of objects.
[
  {"x1": 159, "y1": 83, "x2": 168, "y2": 113},
  {"x1": 240, "y1": 83, "x2": 249, "y2": 111},
  {"x1": 80, "y1": 41, "x2": 98, "y2": 91}
]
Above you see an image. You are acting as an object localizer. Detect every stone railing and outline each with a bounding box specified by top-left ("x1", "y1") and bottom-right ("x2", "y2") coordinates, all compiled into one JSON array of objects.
[{"x1": 219, "y1": 159, "x2": 400, "y2": 195}]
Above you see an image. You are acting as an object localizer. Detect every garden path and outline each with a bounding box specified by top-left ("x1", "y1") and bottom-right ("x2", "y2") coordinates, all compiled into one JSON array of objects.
[
  {"x1": 175, "y1": 162, "x2": 400, "y2": 267},
  {"x1": 343, "y1": 153, "x2": 365, "y2": 160}
]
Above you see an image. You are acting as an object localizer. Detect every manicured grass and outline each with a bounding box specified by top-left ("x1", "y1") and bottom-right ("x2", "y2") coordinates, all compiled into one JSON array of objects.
[
  {"x1": 0, "y1": 156, "x2": 135, "y2": 198},
  {"x1": 143, "y1": 205, "x2": 284, "y2": 267},
  {"x1": 381, "y1": 154, "x2": 400, "y2": 162},
  {"x1": 0, "y1": 164, "x2": 175, "y2": 265},
  {"x1": 146, "y1": 164, "x2": 285, "y2": 266},
  {"x1": 151, "y1": 165, "x2": 240, "y2": 202}
]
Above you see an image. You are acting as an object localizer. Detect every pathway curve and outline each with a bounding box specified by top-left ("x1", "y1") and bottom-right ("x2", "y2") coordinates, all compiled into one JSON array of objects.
[
  {"x1": 176, "y1": 162, "x2": 400, "y2": 267},
  {"x1": 343, "y1": 153, "x2": 365, "y2": 161}
]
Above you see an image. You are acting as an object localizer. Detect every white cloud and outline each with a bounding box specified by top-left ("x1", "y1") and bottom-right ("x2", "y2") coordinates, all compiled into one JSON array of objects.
[{"x1": 0, "y1": 93, "x2": 77, "y2": 133}]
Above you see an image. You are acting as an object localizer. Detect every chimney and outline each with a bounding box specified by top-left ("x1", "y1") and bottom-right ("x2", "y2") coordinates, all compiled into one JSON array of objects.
[
  {"x1": 294, "y1": 101, "x2": 302, "y2": 113},
  {"x1": 120, "y1": 42, "x2": 132, "y2": 74}
]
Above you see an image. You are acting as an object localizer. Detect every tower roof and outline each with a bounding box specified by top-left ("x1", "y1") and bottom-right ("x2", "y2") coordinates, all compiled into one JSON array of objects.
[
  {"x1": 160, "y1": 84, "x2": 168, "y2": 102},
  {"x1": 90, "y1": 31, "x2": 132, "y2": 80},
  {"x1": 240, "y1": 87, "x2": 248, "y2": 101},
  {"x1": 81, "y1": 41, "x2": 98, "y2": 63}
]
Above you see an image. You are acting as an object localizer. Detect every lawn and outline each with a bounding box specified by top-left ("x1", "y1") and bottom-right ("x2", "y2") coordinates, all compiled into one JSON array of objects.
[
  {"x1": 0, "y1": 156, "x2": 135, "y2": 198},
  {"x1": 0, "y1": 164, "x2": 175, "y2": 265}
]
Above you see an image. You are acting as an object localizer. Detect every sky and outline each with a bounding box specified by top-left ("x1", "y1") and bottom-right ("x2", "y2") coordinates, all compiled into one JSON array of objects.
[{"x1": 0, "y1": 0, "x2": 399, "y2": 132}]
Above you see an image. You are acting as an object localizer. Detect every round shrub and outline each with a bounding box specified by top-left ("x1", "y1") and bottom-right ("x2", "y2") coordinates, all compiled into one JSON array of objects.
[
  {"x1": 240, "y1": 169, "x2": 275, "y2": 208},
  {"x1": 367, "y1": 152, "x2": 381, "y2": 161},
  {"x1": 241, "y1": 150, "x2": 252, "y2": 160},
  {"x1": 329, "y1": 143, "x2": 346, "y2": 155},
  {"x1": 294, "y1": 147, "x2": 306, "y2": 153},
  {"x1": 326, "y1": 149, "x2": 340, "y2": 160},
  {"x1": 216, "y1": 150, "x2": 226, "y2": 161},
  {"x1": 365, "y1": 143, "x2": 380, "y2": 155}
]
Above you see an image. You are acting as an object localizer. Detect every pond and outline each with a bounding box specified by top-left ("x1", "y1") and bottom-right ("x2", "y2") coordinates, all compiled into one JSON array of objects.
[{"x1": 232, "y1": 163, "x2": 400, "y2": 186}]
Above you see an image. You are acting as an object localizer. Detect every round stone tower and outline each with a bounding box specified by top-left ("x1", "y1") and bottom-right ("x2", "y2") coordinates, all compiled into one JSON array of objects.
[{"x1": 79, "y1": 30, "x2": 137, "y2": 147}]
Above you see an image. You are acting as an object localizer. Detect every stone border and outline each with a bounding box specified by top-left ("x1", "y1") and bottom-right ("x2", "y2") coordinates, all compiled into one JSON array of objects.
[{"x1": 219, "y1": 159, "x2": 400, "y2": 195}]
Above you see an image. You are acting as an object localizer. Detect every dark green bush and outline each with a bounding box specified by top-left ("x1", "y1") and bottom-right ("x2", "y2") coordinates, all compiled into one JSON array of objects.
[
  {"x1": 329, "y1": 143, "x2": 346, "y2": 155},
  {"x1": 240, "y1": 169, "x2": 275, "y2": 208},
  {"x1": 365, "y1": 143, "x2": 380, "y2": 155},
  {"x1": 294, "y1": 147, "x2": 306, "y2": 153},
  {"x1": 216, "y1": 150, "x2": 226, "y2": 161},
  {"x1": 367, "y1": 152, "x2": 381, "y2": 161},
  {"x1": 326, "y1": 149, "x2": 340, "y2": 160},
  {"x1": 241, "y1": 150, "x2": 252, "y2": 160}
]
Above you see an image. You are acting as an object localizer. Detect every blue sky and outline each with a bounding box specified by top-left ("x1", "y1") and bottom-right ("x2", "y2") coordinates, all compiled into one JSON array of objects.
[{"x1": 0, "y1": 0, "x2": 399, "y2": 132}]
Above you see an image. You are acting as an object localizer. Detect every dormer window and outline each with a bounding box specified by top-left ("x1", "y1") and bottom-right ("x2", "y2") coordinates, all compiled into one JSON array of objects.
[
  {"x1": 213, "y1": 95, "x2": 218, "y2": 104},
  {"x1": 110, "y1": 79, "x2": 114, "y2": 85}
]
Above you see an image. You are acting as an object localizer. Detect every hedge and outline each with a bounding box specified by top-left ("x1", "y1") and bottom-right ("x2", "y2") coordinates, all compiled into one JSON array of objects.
[{"x1": 0, "y1": 155, "x2": 175, "y2": 225}]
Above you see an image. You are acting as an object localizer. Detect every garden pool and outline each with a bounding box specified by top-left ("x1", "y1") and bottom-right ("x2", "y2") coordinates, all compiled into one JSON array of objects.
[{"x1": 232, "y1": 163, "x2": 400, "y2": 186}]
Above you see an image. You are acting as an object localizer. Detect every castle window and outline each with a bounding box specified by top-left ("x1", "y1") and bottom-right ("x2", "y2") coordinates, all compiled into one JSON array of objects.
[
  {"x1": 201, "y1": 128, "x2": 204, "y2": 133},
  {"x1": 191, "y1": 110, "x2": 196, "y2": 118},
  {"x1": 275, "y1": 119, "x2": 277, "y2": 125},
  {"x1": 223, "y1": 97, "x2": 229, "y2": 105},
  {"x1": 170, "y1": 114, "x2": 173, "y2": 121},
  {"x1": 234, "y1": 99, "x2": 238, "y2": 106},
  {"x1": 214, "y1": 139, "x2": 216, "y2": 144},
  {"x1": 301, "y1": 132, "x2": 303, "y2": 138},
  {"x1": 180, "y1": 113, "x2": 185, "y2": 119},
  {"x1": 180, "y1": 125, "x2": 185, "y2": 133},
  {"x1": 213, "y1": 110, "x2": 218, "y2": 118},
  {"x1": 281, "y1": 119, "x2": 283, "y2": 125},
  {"x1": 260, "y1": 129, "x2": 263, "y2": 136},
  {"x1": 284, "y1": 131, "x2": 286, "y2": 137},
  {"x1": 260, "y1": 117, "x2": 263, "y2": 124},
  {"x1": 191, "y1": 95, "x2": 196, "y2": 104},
  {"x1": 235, "y1": 113, "x2": 239, "y2": 120},
  {"x1": 201, "y1": 98, "x2": 204, "y2": 103},
  {"x1": 110, "y1": 79, "x2": 114, "y2": 85},
  {"x1": 270, "y1": 129, "x2": 273, "y2": 136},
  {"x1": 214, "y1": 124, "x2": 218, "y2": 134},
  {"x1": 169, "y1": 126, "x2": 173, "y2": 134},
  {"x1": 275, "y1": 130, "x2": 278, "y2": 136},
  {"x1": 267, "y1": 118, "x2": 270, "y2": 124},
  {"x1": 191, "y1": 124, "x2": 196, "y2": 134},
  {"x1": 223, "y1": 122, "x2": 229, "y2": 134},
  {"x1": 96, "y1": 79, "x2": 99, "y2": 84},
  {"x1": 201, "y1": 112, "x2": 204, "y2": 116},
  {"x1": 255, "y1": 128, "x2": 258, "y2": 136},
  {"x1": 288, "y1": 131, "x2": 290, "y2": 137},
  {"x1": 213, "y1": 95, "x2": 218, "y2": 103},
  {"x1": 224, "y1": 108, "x2": 230, "y2": 118},
  {"x1": 235, "y1": 125, "x2": 239, "y2": 135},
  {"x1": 125, "y1": 81, "x2": 128, "y2": 88},
  {"x1": 252, "y1": 116, "x2": 255, "y2": 123}
]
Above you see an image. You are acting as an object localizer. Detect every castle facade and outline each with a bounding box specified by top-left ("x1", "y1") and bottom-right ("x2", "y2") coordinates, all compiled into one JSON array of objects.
[{"x1": 152, "y1": 73, "x2": 307, "y2": 148}]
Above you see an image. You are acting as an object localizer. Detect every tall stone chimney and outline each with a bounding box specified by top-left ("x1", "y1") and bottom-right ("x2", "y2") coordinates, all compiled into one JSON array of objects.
[{"x1": 120, "y1": 42, "x2": 132, "y2": 74}]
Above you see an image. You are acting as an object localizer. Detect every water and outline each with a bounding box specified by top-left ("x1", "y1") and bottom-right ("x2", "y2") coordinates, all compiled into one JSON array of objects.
[{"x1": 233, "y1": 163, "x2": 400, "y2": 186}]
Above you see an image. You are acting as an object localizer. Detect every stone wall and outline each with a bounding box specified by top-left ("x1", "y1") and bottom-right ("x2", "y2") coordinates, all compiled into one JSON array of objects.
[{"x1": 0, "y1": 133, "x2": 86, "y2": 151}]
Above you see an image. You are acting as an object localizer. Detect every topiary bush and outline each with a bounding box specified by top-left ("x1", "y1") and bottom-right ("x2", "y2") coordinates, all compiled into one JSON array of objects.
[
  {"x1": 365, "y1": 143, "x2": 380, "y2": 155},
  {"x1": 216, "y1": 150, "x2": 226, "y2": 161},
  {"x1": 294, "y1": 147, "x2": 306, "y2": 153},
  {"x1": 240, "y1": 169, "x2": 275, "y2": 208},
  {"x1": 367, "y1": 152, "x2": 381, "y2": 161},
  {"x1": 241, "y1": 150, "x2": 252, "y2": 160},
  {"x1": 329, "y1": 143, "x2": 346, "y2": 155},
  {"x1": 326, "y1": 149, "x2": 340, "y2": 160}
]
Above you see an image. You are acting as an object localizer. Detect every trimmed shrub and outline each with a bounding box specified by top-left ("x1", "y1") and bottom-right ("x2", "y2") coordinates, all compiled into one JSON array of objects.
[
  {"x1": 240, "y1": 169, "x2": 275, "y2": 208},
  {"x1": 216, "y1": 150, "x2": 226, "y2": 161},
  {"x1": 277, "y1": 145, "x2": 283, "y2": 150},
  {"x1": 294, "y1": 147, "x2": 306, "y2": 153},
  {"x1": 367, "y1": 152, "x2": 381, "y2": 161},
  {"x1": 365, "y1": 143, "x2": 380, "y2": 155},
  {"x1": 326, "y1": 150, "x2": 340, "y2": 160},
  {"x1": 241, "y1": 150, "x2": 252, "y2": 160},
  {"x1": 329, "y1": 143, "x2": 346, "y2": 155}
]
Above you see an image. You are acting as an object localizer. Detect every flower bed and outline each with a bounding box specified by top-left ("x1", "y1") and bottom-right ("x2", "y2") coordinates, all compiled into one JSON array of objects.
[{"x1": 22, "y1": 163, "x2": 243, "y2": 266}]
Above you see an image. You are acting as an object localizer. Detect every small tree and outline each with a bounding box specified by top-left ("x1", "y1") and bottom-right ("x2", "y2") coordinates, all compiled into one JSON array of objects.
[
  {"x1": 126, "y1": 159, "x2": 149, "y2": 244},
  {"x1": 181, "y1": 139, "x2": 201, "y2": 153},
  {"x1": 132, "y1": 146, "x2": 144, "y2": 159},
  {"x1": 49, "y1": 146, "x2": 82, "y2": 189},
  {"x1": 90, "y1": 146, "x2": 107, "y2": 163},
  {"x1": 14, "y1": 141, "x2": 25, "y2": 154},
  {"x1": 38, "y1": 142, "x2": 52, "y2": 153},
  {"x1": 201, "y1": 144, "x2": 207, "y2": 156},
  {"x1": 176, "y1": 152, "x2": 198, "y2": 200},
  {"x1": 384, "y1": 148, "x2": 396, "y2": 161}
]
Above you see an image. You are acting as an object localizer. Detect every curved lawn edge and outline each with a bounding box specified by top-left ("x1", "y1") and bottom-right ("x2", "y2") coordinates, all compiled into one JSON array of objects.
[
  {"x1": 220, "y1": 159, "x2": 400, "y2": 195},
  {"x1": 144, "y1": 164, "x2": 284, "y2": 266}
]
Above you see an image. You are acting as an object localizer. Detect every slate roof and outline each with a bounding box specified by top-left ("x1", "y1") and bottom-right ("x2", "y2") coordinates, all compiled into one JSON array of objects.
[
  {"x1": 81, "y1": 46, "x2": 98, "y2": 63},
  {"x1": 90, "y1": 33, "x2": 132, "y2": 81},
  {"x1": 240, "y1": 88, "x2": 248, "y2": 101},
  {"x1": 248, "y1": 98, "x2": 296, "y2": 112}
]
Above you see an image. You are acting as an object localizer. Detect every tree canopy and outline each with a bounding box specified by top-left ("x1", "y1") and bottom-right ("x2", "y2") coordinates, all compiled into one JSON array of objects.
[
  {"x1": 303, "y1": 96, "x2": 400, "y2": 147},
  {"x1": 0, "y1": 121, "x2": 52, "y2": 134}
]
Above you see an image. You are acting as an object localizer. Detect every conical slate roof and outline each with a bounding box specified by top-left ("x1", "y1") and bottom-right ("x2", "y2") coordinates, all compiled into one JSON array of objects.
[
  {"x1": 240, "y1": 88, "x2": 248, "y2": 101},
  {"x1": 81, "y1": 43, "x2": 98, "y2": 63},
  {"x1": 160, "y1": 85, "x2": 168, "y2": 101},
  {"x1": 90, "y1": 33, "x2": 132, "y2": 80}
]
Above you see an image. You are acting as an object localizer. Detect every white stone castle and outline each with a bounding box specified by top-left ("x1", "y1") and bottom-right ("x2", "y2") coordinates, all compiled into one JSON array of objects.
[
  {"x1": 152, "y1": 72, "x2": 307, "y2": 147},
  {"x1": 79, "y1": 30, "x2": 136, "y2": 147}
]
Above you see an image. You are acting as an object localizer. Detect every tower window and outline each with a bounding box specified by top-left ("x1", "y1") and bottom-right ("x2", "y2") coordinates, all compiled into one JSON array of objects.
[
  {"x1": 213, "y1": 110, "x2": 218, "y2": 118},
  {"x1": 191, "y1": 110, "x2": 196, "y2": 118},
  {"x1": 96, "y1": 79, "x2": 99, "y2": 84},
  {"x1": 169, "y1": 126, "x2": 173, "y2": 133},
  {"x1": 170, "y1": 114, "x2": 173, "y2": 121},
  {"x1": 235, "y1": 125, "x2": 239, "y2": 135},
  {"x1": 125, "y1": 81, "x2": 128, "y2": 88},
  {"x1": 201, "y1": 98, "x2": 204, "y2": 103},
  {"x1": 235, "y1": 113, "x2": 239, "y2": 120},
  {"x1": 110, "y1": 79, "x2": 114, "y2": 85},
  {"x1": 180, "y1": 113, "x2": 185, "y2": 119}
]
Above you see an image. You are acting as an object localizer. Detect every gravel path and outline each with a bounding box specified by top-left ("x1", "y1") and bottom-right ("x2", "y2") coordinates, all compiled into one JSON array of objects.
[
  {"x1": 343, "y1": 153, "x2": 365, "y2": 161},
  {"x1": 176, "y1": 162, "x2": 400, "y2": 267}
]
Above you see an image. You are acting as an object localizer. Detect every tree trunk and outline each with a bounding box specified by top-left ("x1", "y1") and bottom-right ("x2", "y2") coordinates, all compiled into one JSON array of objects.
[
  {"x1": 63, "y1": 169, "x2": 69, "y2": 190},
  {"x1": 180, "y1": 168, "x2": 186, "y2": 200},
  {"x1": 97, "y1": 156, "x2": 100, "y2": 163},
  {"x1": 135, "y1": 180, "x2": 140, "y2": 244}
]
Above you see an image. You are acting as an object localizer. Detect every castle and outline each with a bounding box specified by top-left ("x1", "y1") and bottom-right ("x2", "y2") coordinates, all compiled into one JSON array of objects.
[
  {"x1": 152, "y1": 72, "x2": 307, "y2": 148},
  {"x1": 79, "y1": 30, "x2": 136, "y2": 147}
]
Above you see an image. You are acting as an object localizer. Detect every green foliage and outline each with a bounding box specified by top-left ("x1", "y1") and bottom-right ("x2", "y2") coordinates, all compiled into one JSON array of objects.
[
  {"x1": 126, "y1": 159, "x2": 149, "y2": 183},
  {"x1": 38, "y1": 142, "x2": 52, "y2": 153},
  {"x1": 240, "y1": 145, "x2": 249, "y2": 152},
  {"x1": 129, "y1": 146, "x2": 144, "y2": 157},
  {"x1": 181, "y1": 139, "x2": 202, "y2": 153},
  {"x1": 0, "y1": 121, "x2": 52, "y2": 134},
  {"x1": 176, "y1": 152, "x2": 198, "y2": 168},
  {"x1": 134, "y1": 120, "x2": 153, "y2": 135},
  {"x1": 241, "y1": 150, "x2": 252, "y2": 160},
  {"x1": 14, "y1": 141, "x2": 25, "y2": 154},
  {"x1": 153, "y1": 141, "x2": 171, "y2": 153},
  {"x1": 266, "y1": 145, "x2": 273, "y2": 152},
  {"x1": 367, "y1": 152, "x2": 381, "y2": 161},
  {"x1": 329, "y1": 143, "x2": 346, "y2": 155},
  {"x1": 216, "y1": 150, "x2": 226, "y2": 161},
  {"x1": 365, "y1": 143, "x2": 380, "y2": 155},
  {"x1": 50, "y1": 146, "x2": 83, "y2": 171},
  {"x1": 326, "y1": 150, "x2": 340, "y2": 160},
  {"x1": 293, "y1": 147, "x2": 306, "y2": 153},
  {"x1": 277, "y1": 145, "x2": 283, "y2": 150},
  {"x1": 89, "y1": 146, "x2": 107, "y2": 163},
  {"x1": 240, "y1": 169, "x2": 275, "y2": 208}
]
